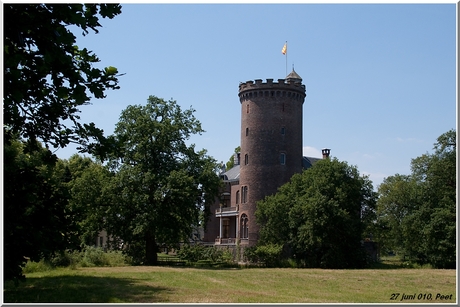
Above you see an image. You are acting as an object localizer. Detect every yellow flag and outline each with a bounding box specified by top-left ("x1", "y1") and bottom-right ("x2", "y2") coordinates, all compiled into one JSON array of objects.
[{"x1": 281, "y1": 43, "x2": 287, "y2": 55}]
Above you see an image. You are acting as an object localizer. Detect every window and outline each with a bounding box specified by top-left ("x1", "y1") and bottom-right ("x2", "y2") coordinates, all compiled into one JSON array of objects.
[
  {"x1": 281, "y1": 126, "x2": 285, "y2": 135},
  {"x1": 246, "y1": 104, "x2": 249, "y2": 113},
  {"x1": 241, "y1": 214, "x2": 249, "y2": 239},
  {"x1": 244, "y1": 153, "x2": 248, "y2": 165},
  {"x1": 246, "y1": 127, "x2": 249, "y2": 136},
  {"x1": 242, "y1": 186, "x2": 248, "y2": 203},
  {"x1": 280, "y1": 153, "x2": 286, "y2": 165},
  {"x1": 236, "y1": 190, "x2": 240, "y2": 205}
]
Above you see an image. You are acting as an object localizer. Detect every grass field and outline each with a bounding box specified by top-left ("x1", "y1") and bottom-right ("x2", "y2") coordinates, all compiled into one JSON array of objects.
[{"x1": 4, "y1": 263, "x2": 456, "y2": 303}]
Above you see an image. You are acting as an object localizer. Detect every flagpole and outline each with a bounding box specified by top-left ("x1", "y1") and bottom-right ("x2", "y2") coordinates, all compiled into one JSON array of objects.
[{"x1": 285, "y1": 41, "x2": 288, "y2": 76}]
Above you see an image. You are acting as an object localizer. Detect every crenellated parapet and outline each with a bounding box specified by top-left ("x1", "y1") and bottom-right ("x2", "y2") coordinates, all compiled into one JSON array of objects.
[{"x1": 238, "y1": 78, "x2": 306, "y2": 103}]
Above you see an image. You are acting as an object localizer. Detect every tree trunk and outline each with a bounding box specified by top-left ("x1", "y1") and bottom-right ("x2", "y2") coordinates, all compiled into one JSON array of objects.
[{"x1": 145, "y1": 231, "x2": 158, "y2": 265}]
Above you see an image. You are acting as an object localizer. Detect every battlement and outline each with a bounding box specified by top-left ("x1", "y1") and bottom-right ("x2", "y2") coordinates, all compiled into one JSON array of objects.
[{"x1": 239, "y1": 78, "x2": 306, "y2": 102}]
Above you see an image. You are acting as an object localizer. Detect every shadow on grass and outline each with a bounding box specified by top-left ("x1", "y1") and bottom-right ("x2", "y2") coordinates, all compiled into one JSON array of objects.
[
  {"x1": 4, "y1": 274, "x2": 172, "y2": 303},
  {"x1": 368, "y1": 257, "x2": 405, "y2": 270}
]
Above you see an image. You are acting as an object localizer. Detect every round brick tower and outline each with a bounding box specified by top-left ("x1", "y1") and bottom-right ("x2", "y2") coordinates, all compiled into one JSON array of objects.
[{"x1": 238, "y1": 69, "x2": 306, "y2": 246}]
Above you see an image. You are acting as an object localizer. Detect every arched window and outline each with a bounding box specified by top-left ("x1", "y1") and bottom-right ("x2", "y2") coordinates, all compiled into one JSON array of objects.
[
  {"x1": 244, "y1": 153, "x2": 248, "y2": 165},
  {"x1": 236, "y1": 190, "x2": 240, "y2": 205},
  {"x1": 246, "y1": 127, "x2": 249, "y2": 136},
  {"x1": 241, "y1": 214, "x2": 249, "y2": 239},
  {"x1": 242, "y1": 186, "x2": 248, "y2": 203}
]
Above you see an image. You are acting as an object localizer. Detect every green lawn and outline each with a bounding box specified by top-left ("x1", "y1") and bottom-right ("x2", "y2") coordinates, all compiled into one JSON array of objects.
[{"x1": 4, "y1": 265, "x2": 456, "y2": 303}]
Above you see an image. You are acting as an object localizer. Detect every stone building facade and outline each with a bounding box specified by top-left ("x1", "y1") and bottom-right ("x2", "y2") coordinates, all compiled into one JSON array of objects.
[{"x1": 202, "y1": 69, "x2": 329, "y2": 249}]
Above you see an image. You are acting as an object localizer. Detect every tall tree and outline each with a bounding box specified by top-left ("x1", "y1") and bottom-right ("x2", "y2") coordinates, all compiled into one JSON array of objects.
[
  {"x1": 59, "y1": 155, "x2": 113, "y2": 247},
  {"x1": 103, "y1": 96, "x2": 221, "y2": 265},
  {"x1": 4, "y1": 139, "x2": 74, "y2": 282},
  {"x1": 4, "y1": 4, "x2": 122, "y2": 282},
  {"x1": 4, "y1": 4, "x2": 122, "y2": 153},
  {"x1": 374, "y1": 174, "x2": 423, "y2": 257},
  {"x1": 256, "y1": 158, "x2": 377, "y2": 268},
  {"x1": 375, "y1": 129, "x2": 456, "y2": 268}
]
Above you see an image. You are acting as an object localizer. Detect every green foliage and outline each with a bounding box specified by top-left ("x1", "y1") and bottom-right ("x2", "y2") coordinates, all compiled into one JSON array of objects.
[
  {"x1": 4, "y1": 139, "x2": 76, "y2": 282},
  {"x1": 256, "y1": 158, "x2": 376, "y2": 269},
  {"x1": 50, "y1": 250, "x2": 82, "y2": 269},
  {"x1": 243, "y1": 244, "x2": 284, "y2": 267},
  {"x1": 102, "y1": 96, "x2": 222, "y2": 265},
  {"x1": 23, "y1": 247, "x2": 130, "y2": 273},
  {"x1": 62, "y1": 155, "x2": 113, "y2": 246},
  {"x1": 177, "y1": 244, "x2": 232, "y2": 264},
  {"x1": 374, "y1": 129, "x2": 456, "y2": 269},
  {"x1": 4, "y1": 4, "x2": 122, "y2": 283},
  {"x1": 4, "y1": 4, "x2": 122, "y2": 153},
  {"x1": 177, "y1": 244, "x2": 207, "y2": 263},
  {"x1": 225, "y1": 146, "x2": 241, "y2": 170},
  {"x1": 79, "y1": 246, "x2": 112, "y2": 267},
  {"x1": 23, "y1": 259, "x2": 55, "y2": 274}
]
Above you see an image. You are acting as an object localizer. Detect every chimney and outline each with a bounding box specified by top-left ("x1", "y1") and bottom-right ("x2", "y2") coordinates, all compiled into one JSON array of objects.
[
  {"x1": 234, "y1": 152, "x2": 241, "y2": 165},
  {"x1": 322, "y1": 148, "x2": 331, "y2": 159}
]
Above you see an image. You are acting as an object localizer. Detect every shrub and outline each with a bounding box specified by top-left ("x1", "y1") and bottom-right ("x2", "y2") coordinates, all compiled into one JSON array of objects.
[
  {"x1": 80, "y1": 246, "x2": 110, "y2": 267},
  {"x1": 177, "y1": 244, "x2": 234, "y2": 264},
  {"x1": 50, "y1": 250, "x2": 81, "y2": 268},
  {"x1": 177, "y1": 244, "x2": 206, "y2": 262},
  {"x1": 244, "y1": 244, "x2": 283, "y2": 267},
  {"x1": 23, "y1": 259, "x2": 54, "y2": 273}
]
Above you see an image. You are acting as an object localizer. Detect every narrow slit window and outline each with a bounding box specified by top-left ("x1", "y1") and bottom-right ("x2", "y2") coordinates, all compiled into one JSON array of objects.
[{"x1": 280, "y1": 153, "x2": 286, "y2": 165}]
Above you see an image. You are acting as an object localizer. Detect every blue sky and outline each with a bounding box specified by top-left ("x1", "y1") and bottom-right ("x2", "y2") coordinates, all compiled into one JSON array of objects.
[{"x1": 55, "y1": 2, "x2": 457, "y2": 189}]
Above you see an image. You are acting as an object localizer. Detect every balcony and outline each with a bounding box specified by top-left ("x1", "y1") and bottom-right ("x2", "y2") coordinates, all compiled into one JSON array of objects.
[
  {"x1": 215, "y1": 206, "x2": 239, "y2": 217},
  {"x1": 215, "y1": 237, "x2": 236, "y2": 245}
]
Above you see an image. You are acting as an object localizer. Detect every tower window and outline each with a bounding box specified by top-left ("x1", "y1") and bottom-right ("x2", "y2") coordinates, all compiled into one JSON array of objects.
[
  {"x1": 246, "y1": 127, "x2": 249, "y2": 136},
  {"x1": 280, "y1": 153, "x2": 286, "y2": 165},
  {"x1": 242, "y1": 186, "x2": 248, "y2": 203},
  {"x1": 241, "y1": 214, "x2": 249, "y2": 239},
  {"x1": 244, "y1": 153, "x2": 248, "y2": 165},
  {"x1": 281, "y1": 127, "x2": 285, "y2": 135},
  {"x1": 246, "y1": 104, "x2": 249, "y2": 113}
]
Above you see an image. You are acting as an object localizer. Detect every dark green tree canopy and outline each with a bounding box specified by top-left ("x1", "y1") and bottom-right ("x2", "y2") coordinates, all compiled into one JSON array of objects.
[
  {"x1": 4, "y1": 139, "x2": 75, "y2": 282},
  {"x1": 3, "y1": 4, "x2": 122, "y2": 282},
  {"x1": 375, "y1": 129, "x2": 456, "y2": 268},
  {"x1": 256, "y1": 158, "x2": 377, "y2": 269},
  {"x1": 103, "y1": 96, "x2": 222, "y2": 265},
  {"x1": 4, "y1": 4, "x2": 122, "y2": 152}
]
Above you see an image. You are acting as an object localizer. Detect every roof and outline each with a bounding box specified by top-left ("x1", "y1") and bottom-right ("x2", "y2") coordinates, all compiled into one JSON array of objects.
[
  {"x1": 220, "y1": 164, "x2": 240, "y2": 181},
  {"x1": 303, "y1": 156, "x2": 321, "y2": 169},
  {"x1": 286, "y1": 68, "x2": 302, "y2": 82}
]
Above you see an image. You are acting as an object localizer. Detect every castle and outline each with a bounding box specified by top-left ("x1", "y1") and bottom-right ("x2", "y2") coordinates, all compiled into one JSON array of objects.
[{"x1": 202, "y1": 69, "x2": 330, "y2": 249}]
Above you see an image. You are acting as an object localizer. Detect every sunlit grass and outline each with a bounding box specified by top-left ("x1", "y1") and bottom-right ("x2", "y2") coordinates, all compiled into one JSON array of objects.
[{"x1": 4, "y1": 265, "x2": 456, "y2": 303}]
